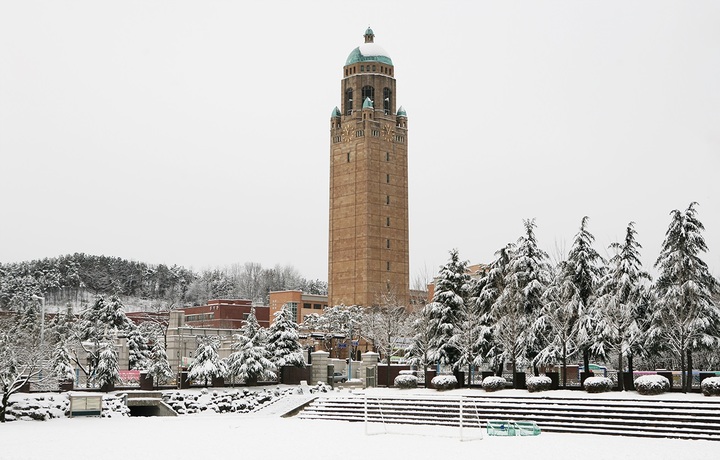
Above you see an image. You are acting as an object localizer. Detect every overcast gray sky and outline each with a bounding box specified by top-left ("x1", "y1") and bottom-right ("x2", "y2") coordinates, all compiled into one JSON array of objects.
[{"x1": 1, "y1": 1, "x2": 718, "y2": 283}]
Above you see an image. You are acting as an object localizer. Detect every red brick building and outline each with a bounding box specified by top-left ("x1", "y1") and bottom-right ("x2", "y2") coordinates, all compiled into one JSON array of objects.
[
  {"x1": 181, "y1": 299, "x2": 269, "y2": 329},
  {"x1": 268, "y1": 290, "x2": 328, "y2": 325}
]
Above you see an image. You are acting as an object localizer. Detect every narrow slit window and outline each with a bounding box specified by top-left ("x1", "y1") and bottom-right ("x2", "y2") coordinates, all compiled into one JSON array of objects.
[
  {"x1": 386, "y1": 261, "x2": 391, "y2": 271},
  {"x1": 347, "y1": 152, "x2": 350, "y2": 162},
  {"x1": 386, "y1": 195, "x2": 390, "y2": 205},
  {"x1": 386, "y1": 239, "x2": 390, "y2": 249},
  {"x1": 386, "y1": 174, "x2": 390, "y2": 183},
  {"x1": 386, "y1": 217, "x2": 390, "y2": 226}
]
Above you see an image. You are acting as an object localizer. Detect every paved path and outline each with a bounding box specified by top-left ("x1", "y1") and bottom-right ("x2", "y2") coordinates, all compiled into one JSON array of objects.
[{"x1": 252, "y1": 392, "x2": 320, "y2": 417}]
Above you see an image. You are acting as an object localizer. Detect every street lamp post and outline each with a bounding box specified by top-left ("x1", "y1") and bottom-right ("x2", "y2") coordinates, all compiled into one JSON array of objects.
[{"x1": 31, "y1": 295, "x2": 46, "y2": 344}]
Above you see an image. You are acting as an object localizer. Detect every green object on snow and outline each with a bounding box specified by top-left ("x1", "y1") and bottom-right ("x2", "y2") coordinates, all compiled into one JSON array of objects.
[{"x1": 486, "y1": 420, "x2": 541, "y2": 436}]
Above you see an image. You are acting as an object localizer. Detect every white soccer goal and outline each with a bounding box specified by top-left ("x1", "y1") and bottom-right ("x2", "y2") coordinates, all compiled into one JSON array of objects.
[{"x1": 363, "y1": 395, "x2": 483, "y2": 442}]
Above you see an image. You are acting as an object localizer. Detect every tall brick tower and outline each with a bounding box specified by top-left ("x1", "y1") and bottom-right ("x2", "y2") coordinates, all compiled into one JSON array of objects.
[{"x1": 328, "y1": 27, "x2": 409, "y2": 308}]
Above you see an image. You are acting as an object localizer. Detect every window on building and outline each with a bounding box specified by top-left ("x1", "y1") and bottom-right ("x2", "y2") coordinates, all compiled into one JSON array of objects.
[
  {"x1": 383, "y1": 88, "x2": 392, "y2": 114},
  {"x1": 286, "y1": 302, "x2": 298, "y2": 322},
  {"x1": 386, "y1": 152, "x2": 390, "y2": 161},
  {"x1": 362, "y1": 86, "x2": 374, "y2": 104},
  {"x1": 313, "y1": 303, "x2": 322, "y2": 309},
  {"x1": 387, "y1": 239, "x2": 390, "y2": 248},
  {"x1": 386, "y1": 174, "x2": 390, "y2": 183},
  {"x1": 386, "y1": 195, "x2": 390, "y2": 205},
  {"x1": 386, "y1": 217, "x2": 390, "y2": 226},
  {"x1": 347, "y1": 152, "x2": 350, "y2": 162},
  {"x1": 303, "y1": 303, "x2": 311, "y2": 309},
  {"x1": 345, "y1": 89, "x2": 353, "y2": 115},
  {"x1": 387, "y1": 261, "x2": 391, "y2": 271}
]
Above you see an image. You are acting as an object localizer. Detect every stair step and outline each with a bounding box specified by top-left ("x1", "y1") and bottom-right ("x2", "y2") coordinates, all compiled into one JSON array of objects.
[{"x1": 297, "y1": 394, "x2": 720, "y2": 441}]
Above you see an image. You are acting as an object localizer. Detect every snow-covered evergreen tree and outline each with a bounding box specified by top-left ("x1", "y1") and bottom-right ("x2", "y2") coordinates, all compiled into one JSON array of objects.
[
  {"x1": 93, "y1": 338, "x2": 119, "y2": 391},
  {"x1": 266, "y1": 305, "x2": 306, "y2": 369},
  {"x1": 565, "y1": 216, "x2": 605, "y2": 374},
  {"x1": 647, "y1": 202, "x2": 720, "y2": 392},
  {"x1": 225, "y1": 308, "x2": 276, "y2": 384},
  {"x1": 472, "y1": 244, "x2": 513, "y2": 375},
  {"x1": 51, "y1": 343, "x2": 76, "y2": 382},
  {"x1": 428, "y1": 249, "x2": 470, "y2": 371},
  {"x1": 593, "y1": 222, "x2": 651, "y2": 390},
  {"x1": 72, "y1": 296, "x2": 132, "y2": 385},
  {"x1": 126, "y1": 325, "x2": 150, "y2": 370},
  {"x1": 405, "y1": 303, "x2": 434, "y2": 371},
  {"x1": 534, "y1": 260, "x2": 582, "y2": 387},
  {"x1": 146, "y1": 339, "x2": 173, "y2": 387},
  {"x1": 488, "y1": 219, "x2": 551, "y2": 384},
  {"x1": 187, "y1": 335, "x2": 226, "y2": 387}
]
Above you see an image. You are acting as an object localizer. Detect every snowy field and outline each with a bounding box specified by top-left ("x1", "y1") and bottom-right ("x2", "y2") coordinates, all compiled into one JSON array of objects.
[{"x1": 3, "y1": 387, "x2": 719, "y2": 460}]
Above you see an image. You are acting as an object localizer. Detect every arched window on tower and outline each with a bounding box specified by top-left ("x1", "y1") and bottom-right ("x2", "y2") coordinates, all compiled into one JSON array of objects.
[
  {"x1": 362, "y1": 86, "x2": 374, "y2": 106},
  {"x1": 345, "y1": 89, "x2": 353, "y2": 115},
  {"x1": 383, "y1": 88, "x2": 392, "y2": 115}
]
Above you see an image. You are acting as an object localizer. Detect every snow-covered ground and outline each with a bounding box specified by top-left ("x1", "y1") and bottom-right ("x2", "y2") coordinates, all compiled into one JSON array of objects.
[{"x1": 2, "y1": 387, "x2": 719, "y2": 460}]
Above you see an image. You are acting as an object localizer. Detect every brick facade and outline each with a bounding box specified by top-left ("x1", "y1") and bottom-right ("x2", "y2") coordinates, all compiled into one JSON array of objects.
[{"x1": 328, "y1": 29, "x2": 409, "y2": 308}]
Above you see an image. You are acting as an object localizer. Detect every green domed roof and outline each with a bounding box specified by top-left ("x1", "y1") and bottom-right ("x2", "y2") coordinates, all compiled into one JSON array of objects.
[
  {"x1": 345, "y1": 28, "x2": 393, "y2": 66},
  {"x1": 362, "y1": 97, "x2": 374, "y2": 109},
  {"x1": 346, "y1": 44, "x2": 393, "y2": 66},
  {"x1": 331, "y1": 106, "x2": 341, "y2": 118},
  {"x1": 397, "y1": 106, "x2": 407, "y2": 117}
]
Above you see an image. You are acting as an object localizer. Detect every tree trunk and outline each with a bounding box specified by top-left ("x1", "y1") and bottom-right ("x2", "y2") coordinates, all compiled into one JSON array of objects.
[
  {"x1": 617, "y1": 345, "x2": 624, "y2": 392},
  {"x1": 685, "y1": 350, "x2": 693, "y2": 393},
  {"x1": 583, "y1": 348, "x2": 590, "y2": 379},
  {"x1": 627, "y1": 353, "x2": 634, "y2": 375},
  {"x1": 511, "y1": 359, "x2": 517, "y2": 387},
  {"x1": 562, "y1": 342, "x2": 567, "y2": 388},
  {"x1": 0, "y1": 391, "x2": 8, "y2": 423},
  {"x1": 680, "y1": 350, "x2": 686, "y2": 393},
  {"x1": 496, "y1": 359, "x2": 504, "y2": 377}
]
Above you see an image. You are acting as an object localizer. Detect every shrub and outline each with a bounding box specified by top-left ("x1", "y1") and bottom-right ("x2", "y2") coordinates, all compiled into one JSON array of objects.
[
  {"x1": 584, "y1": 376, "x2": 613, "y2": 393},
  {"x1": 701, "y1": 376, "x2": 720, "y2": 396},
  {"x1": 635, "y1": 374, "x2": 670, "y2": 395},
  {"x1": 431, "y1": 374, "x2": 457, "y2": 391},
  {"x1": 482, "y1": 376, "x2": 507, "y2": 392},
  {"x1": 394, "y1": 374, "x2": 418, "y2": 389},
  {"x1": 527, "y1": 375, "x2": 552, "y2": 393}
]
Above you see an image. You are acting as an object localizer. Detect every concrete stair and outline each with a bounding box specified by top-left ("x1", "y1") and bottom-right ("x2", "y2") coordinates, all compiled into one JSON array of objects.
[{"x1": 297, "y1": 393, "x2": 720, "y2": 441}]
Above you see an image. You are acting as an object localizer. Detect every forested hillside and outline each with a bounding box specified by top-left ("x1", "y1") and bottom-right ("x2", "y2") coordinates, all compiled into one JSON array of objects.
[{"x1": 0, "y1": 253, "x2": 326, "y2": 312}]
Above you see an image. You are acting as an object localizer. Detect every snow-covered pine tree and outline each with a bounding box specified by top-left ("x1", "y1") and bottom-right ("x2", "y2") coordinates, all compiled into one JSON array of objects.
[
  {"x1": 405, "y1": 303, "x2": 434, "y2": 372},
  {"x1": 593, "y1": 222, "x2": 651, "y2": 391},
  {"x1": 51, "y1": 343, "x2": 76, "y2": 382},
  {"x1": 93, "y1": 338, "x2": 120, "y2": 391},
  {"x1": 472, "y1": 244, "x2": 513, "y2": 376},
  {"x1": 224, "y1": 308, "x2": 276, "y2": 385},
  {"x1": 534, "y1": 260, "x2": 582, "y2": 387},
  {"x1": 648, "y1": 202, "x2": 720, "y2": 392},
  {"x1": 266, "y1": 304, "x2": 306, "y2": 372},
  {"x1": 565, "y1": 216, "x2": 605, "y2": 376},
  {"x1": 187, "y1": 335, "x2": 226, "y2": 387},
  {"x1": 146, "y1": 339, "x2": 173, "y2": 388},
  {"x1": 488, "y1": 219, "x2": 551, "y2": 385},
  {"x1": 126, "y1": 325, "x2": 150, "y2": 370},
  {"x1": 93, "y1": 295, "x2": 133, "y2": 332},
  {"x1": 428, "y1": 249, "x2": 470, "y2": 372}
]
